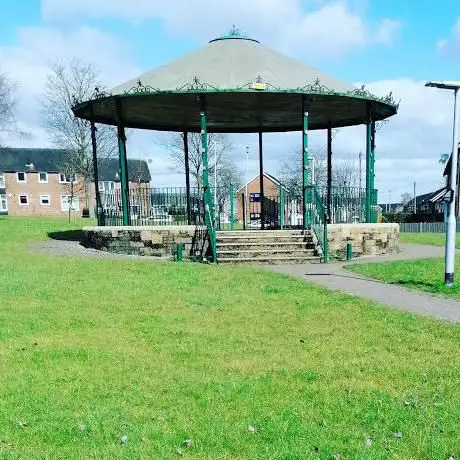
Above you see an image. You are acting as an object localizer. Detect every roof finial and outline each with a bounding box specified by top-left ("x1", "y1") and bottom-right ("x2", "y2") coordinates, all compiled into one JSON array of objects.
[{"x1": 210, "y1": 26, "x2": 259, "y2": 43}]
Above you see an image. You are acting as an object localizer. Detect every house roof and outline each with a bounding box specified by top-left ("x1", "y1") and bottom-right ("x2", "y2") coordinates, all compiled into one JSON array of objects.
[
  {"x1": 236, "y1": 172, "x2": 286, "y2": 193},
  {"x1": 405, "y1": 187, "x2": 447, "y2": 207},
  {"x1": 0, "y1": 148, "x2": 68, "y2": 173},
  {"x1": 0, "y1": 148, "x2": 151, "y2": 182},
  {"x1": 99, "y1": 158, "x2": 151, "y2": 182}
]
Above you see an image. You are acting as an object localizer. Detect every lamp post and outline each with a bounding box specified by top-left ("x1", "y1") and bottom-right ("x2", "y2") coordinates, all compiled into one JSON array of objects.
[{"x1": 426, "y1": 80, "x2": 460, "y2": 287}]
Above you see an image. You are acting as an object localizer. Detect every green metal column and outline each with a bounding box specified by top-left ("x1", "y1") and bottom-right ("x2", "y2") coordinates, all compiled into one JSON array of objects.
[
  {"x1": 302, "y1": 97, "x2": 310, "y2": 228},
  {"x1": 370, "y1": 121, "x2": 376, "y2": 223},
  {"x1": 117, "y1": 124, "x2": 130, "y2": 226},
  {"x1": 116, "y1": 99, "x2": 130, "y2": 226},
  {"x1": 200, "y1": 99, "x2": 217, "y2": 262},
  {"x1": 280, "y1": 184, "x2": 285, "y2": 230},
  {"x1": 229, "y1": 183, "x2": 234, "y2": 230},
  {"x1": 365, "y1": 108, "x2": 374, "y2": 223},
  {"x1": 90, "y1": 118, "x2": 103, "y2": 226}
]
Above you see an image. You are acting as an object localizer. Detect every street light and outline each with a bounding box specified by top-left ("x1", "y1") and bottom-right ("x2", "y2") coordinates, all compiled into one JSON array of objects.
[{"x1": 425, "y1": 80, "x2": 460, "y2": 287}]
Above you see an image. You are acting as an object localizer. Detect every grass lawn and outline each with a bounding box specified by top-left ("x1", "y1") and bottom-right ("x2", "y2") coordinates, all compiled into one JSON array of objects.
[
  {"x1": 400, "y1": 232, "x2": 459, "y2": 248},
  {"x1": 2, "y1": 217, "x2": 460, "y2": 458},
  {"x1": 348, "y1": 257, "x2": 460, "y2": 300}
]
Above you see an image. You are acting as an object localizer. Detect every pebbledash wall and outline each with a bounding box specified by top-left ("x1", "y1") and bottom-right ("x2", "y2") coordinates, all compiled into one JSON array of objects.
[
  {"x1": 327, "y1": 223, "x2": 399, "y2": 257},
  {"x1": 82, "y1": 226, "x2": 211, "y2": 260},
  {"x1": 82, "y1": 223, "x2": 399, "y2": 261}
]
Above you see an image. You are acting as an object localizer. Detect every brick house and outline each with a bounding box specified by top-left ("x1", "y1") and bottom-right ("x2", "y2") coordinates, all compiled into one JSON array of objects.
[
  {"x1": 236, "y1": 172, "x2": 289, "y2": 226},
  {"x1": 0, "y1": 148, "x2": 151, "y2": 217}
]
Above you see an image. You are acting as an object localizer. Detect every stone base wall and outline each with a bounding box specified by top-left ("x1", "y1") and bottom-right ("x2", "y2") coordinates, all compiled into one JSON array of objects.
[
  {"x1": 328, "y1": 223, "x2": 399, "y2": 257},
  {"x1": 82, "y1": 226, "x2": 210, "y2": 260}
]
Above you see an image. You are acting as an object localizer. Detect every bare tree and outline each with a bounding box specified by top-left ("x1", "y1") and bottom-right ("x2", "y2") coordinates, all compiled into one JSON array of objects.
[
  {"x1": 279, "y1": 148, "x2": 360, "y2": 193},
  {"x1": 0, "y1": 71, "x2": 20, "y2": 146},
  {"x1": 401, "y1": 192, "x2": 412, "y2": 206},
  {"x1": 41, "y1": 59, "x2": 117, "y2": 210},
  {"x1": 162, "y1": 132, "x2": 233, "y2": 188},
  {"x1": 215, "y1": 157, "x2": 242, "y2": 217}
]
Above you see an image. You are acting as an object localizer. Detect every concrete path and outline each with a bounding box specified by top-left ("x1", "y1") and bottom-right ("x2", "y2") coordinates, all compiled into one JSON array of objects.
[
  {"x1": 268, "y1": 244, "x2": 460, "y2": 323},
  {"x1": 29, "y1": 240, "x2": 168, "y2": 262}
]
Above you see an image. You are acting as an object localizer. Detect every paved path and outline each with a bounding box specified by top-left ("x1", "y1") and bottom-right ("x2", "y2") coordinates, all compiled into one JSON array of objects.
[
  {"x1": 268, "y1": 244, "x2": 460, "y2": 323},
  {"x1": 29, "y1": 240, "x2": 168, "y2": 262}
]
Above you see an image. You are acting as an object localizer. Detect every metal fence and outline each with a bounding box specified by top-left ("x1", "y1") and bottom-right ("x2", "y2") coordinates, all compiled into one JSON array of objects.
[
  {"x1": 316, "y1": 186, "x2": 372, "y2": 224},
  {"x1": 99, "y1": 187, "x2": 205, "y2": 226},
  {"x1": 97, "y1": 185, "x2": 377, "y2": 228},
  {"x1": 399, "y1": 222, "x2": 453, "y2": 233}
]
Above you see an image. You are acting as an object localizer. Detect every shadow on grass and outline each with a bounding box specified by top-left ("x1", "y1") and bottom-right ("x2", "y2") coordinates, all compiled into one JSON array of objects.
[{"x1": 47, "y1": 230, "x2": 84, "y2": 241}]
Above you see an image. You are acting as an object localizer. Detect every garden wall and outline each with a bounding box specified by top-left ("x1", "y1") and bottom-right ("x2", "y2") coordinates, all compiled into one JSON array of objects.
[
  {"x1": 328, "y1": 223, "x2": 399, "y2": 257},
  {"x1": 82, "y1": 226, "x2": 211, "y2": 260}
]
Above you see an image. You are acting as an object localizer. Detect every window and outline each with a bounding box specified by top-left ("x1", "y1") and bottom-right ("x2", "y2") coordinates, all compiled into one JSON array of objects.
[
  {"x1": 0, "y1": 194, "x2": 7, "y2": 211},
  {"x1": 17, "y1": 172, "x2": 26, "y2": 183},
  {"x1": 18, "y1": 194, "x2": 29, "y2": 206},
  {"x1": 99, "y1": 181, "x2": 115, "y2": 193},
  {"x1": 40, "y1": 195, "x2": 51, "y2": 206},
  {"x1": 60, "y1": 195, "x2": 80, "y2": 212},
  {"x1": 250, "y1": 192, "x2": 261, "y2": 202},
  {"x1": 0, "y1": 173, "x2": 5, "y2": 188},
  {"x1": 59, "y1": 173, "x2": 77, "y2": 184},
  {"x1": 38, "y1": 172, "x2": 48, "y2": 183},
  {"x1": 250, "y1": 213, "x2": 261, "y2": 220}
]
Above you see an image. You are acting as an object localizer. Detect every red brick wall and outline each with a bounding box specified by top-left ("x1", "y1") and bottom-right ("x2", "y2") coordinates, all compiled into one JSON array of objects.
[
  {"x1": 4, "y1": 171, "x2": 85, "y2": 217},
  {"x1": 236, "y1": 175, "x2": 280, "y2": 222}
]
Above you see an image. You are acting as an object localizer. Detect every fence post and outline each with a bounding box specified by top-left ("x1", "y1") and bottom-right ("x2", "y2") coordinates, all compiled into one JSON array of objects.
[
  {"x1": 229, "y1": 183, "x2": 234, "y2": 231},
  {"x1": 280, "y1": 185, "x2": 285, "y2": 230},
  {"x1": 242, "y1": 193, "x2": 246, "y2": 231}
]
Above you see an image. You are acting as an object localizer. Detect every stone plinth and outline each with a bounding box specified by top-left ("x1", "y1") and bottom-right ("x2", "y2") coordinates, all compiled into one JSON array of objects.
[
  {"x1": 82, "y1": 225, "x2": 210, "y2": 260},
  {"x1": 328, "y1": 223, "x2": 399, "y2": 257}
]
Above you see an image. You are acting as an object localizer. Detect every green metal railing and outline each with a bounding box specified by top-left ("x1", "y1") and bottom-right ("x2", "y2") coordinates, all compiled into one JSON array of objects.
[
  {"x1": 98, "y1": 187, "x2": 206, "y2": 227},
  {"x1": 307, "y1": 185, "x2": 329, "y2": 263}
]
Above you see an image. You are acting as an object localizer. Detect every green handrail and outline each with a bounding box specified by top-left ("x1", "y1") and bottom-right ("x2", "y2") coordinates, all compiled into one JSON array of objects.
[{"x1": 307, "y1": 185, "x2": 329, "y2": 263}]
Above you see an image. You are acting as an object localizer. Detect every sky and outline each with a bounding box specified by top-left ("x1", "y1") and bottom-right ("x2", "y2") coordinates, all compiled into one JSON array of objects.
[{"x1": 1, "y1": 0, "x2": 460, "y2": 202}]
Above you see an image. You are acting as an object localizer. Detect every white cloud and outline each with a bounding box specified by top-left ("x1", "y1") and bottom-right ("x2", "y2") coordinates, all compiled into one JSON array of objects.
[
  {"x1": 437, "y1": 17, "x2": 460, "y2": 60},
  {"x1": 374, "y1": 18, "x2": 402, "y2": 45},
  {"x1": 41, "y1": 0, "x2": 400, "y2": 59},
  {"x1": 0, "y1": 4, "x2": 446, "y2": 199},
  {"x1": 0, "y1": 25, "x2": 139, "y2": 148}
]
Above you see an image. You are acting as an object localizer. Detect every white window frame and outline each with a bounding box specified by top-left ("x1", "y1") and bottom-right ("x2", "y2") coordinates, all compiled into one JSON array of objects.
[
  {"x1": 60, "y1": 195, "x2": 80, "y2": 212},
  {"x1": 0, "y1": 194, "x2": 7, "y2": 211},
  {"x1": 38, "y1": 172, "x2": 48, "y2": 184},
  {"x1": 18, "y1": 194, "x2": 29, "y2": 206},
  {"x1": 40, "y1": 195, "x2": 51, "y2": 206},
  {"x1": 59, "y1": 173, "x2": 77, "y2": 184},
  {"x1": 0, "y1": 173, "x2": 5, "y2": 188},
  {"x1": 16, "y1": 172, "x2": 27, "y2": 183},
  {"x1": 99, "y1": 181, "x2": 115, "y2": 193}
]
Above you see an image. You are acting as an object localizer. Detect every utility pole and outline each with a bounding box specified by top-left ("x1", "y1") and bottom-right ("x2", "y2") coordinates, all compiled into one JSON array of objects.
[{"x1": 413, "y1": 181, "x2": 416, "y2": 214}]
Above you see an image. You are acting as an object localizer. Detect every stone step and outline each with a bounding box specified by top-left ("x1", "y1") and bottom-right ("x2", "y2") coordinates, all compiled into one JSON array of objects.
[
  {"x1": 218, "y1": 255, "x2": 320, "y2": 264},
  {"x1": 218, "y1": 249, "x2": 317, "y2": 257},
  {"x1": 217, "y1": 230, "x2": 305, "y2": 236},
  {"x1": 216, "y1": 232, "x2": 311, "y2": 240},
  {"x1": 217, "y1": 234, "x2": 311, "y2": 241},
  {"x1": 217, "y1": 242, "x2": 315, "y2": 251}
]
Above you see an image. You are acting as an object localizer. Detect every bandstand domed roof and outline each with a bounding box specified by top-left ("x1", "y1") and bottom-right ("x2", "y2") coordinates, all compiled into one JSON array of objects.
[{"x1": 73, "y1": 27, "x2": 398, "y2": 132}]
